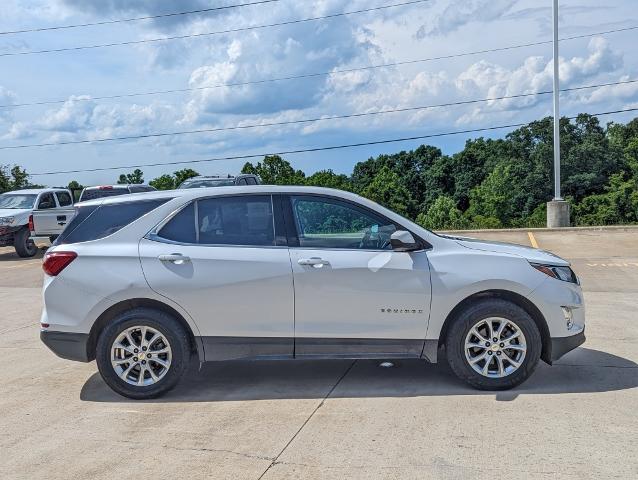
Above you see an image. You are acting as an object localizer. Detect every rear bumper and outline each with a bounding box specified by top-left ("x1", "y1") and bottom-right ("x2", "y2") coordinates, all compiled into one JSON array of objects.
[
  {"x1": 550, "y1": 328, "x2": 586, "y2": 363},
  {"x1": 40, "y1": 330, "x2": 90, "y2": 362}
]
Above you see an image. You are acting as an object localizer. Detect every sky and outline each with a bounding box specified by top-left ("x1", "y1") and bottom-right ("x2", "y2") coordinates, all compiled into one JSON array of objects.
[{"x1": 0, "y1": 0, "x2": 637, "y2": 187}]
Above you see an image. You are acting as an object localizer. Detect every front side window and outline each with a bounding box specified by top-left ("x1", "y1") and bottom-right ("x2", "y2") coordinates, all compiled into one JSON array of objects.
[
  {"x1": 290, "y1": 196, "x2": 396, "y2": 250},
  {"x1": 38, "y1": 192, "x2": 56, "y2": 209}
]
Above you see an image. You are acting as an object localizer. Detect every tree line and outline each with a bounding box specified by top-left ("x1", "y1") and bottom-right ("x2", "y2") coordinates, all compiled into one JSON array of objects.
[{"x1": 2, "y1": 113, "x2": 637, "y2": 229}]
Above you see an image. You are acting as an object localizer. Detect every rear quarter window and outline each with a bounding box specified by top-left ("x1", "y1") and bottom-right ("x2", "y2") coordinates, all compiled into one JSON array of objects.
[{"x1": 55, "y1": 199, "x2": 170, "y2": 245}]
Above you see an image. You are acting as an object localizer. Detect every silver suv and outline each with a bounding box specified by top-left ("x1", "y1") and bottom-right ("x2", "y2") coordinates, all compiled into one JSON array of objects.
[{"x1": 40, "y1": 186, "x2": 585, "y2": 399}]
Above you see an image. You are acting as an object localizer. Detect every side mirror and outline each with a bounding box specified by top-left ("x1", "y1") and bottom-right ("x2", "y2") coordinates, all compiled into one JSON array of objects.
[{"x1": 390, "y1": 230, "x2": 420, "y2": 252}]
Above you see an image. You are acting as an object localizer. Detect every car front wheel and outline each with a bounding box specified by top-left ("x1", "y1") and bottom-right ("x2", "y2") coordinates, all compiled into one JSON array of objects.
[
  {"x1": 14, "y1": 227, "x2": 37, "y2": 257},
  {"x1": 96, "y1": 308, "x2": 190, "y2": 399},
  {"x1": 445, "y1": 298, "x2": 542, "y2": 390}
]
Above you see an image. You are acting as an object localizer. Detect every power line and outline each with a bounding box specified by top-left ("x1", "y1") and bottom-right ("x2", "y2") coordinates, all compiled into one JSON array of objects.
[
  {"x1": 2, "y1": 24, "x2": 636, "y2": 109},
  {"x1": 29, "y1": 106, "x2": 638, "y2": 177},
  {"x1": 2, "y1": 78, "x2": 636, "y2": 151},
  {"x1": 0, "y1": 1, "x2": 280, "y2": 36},
  {"x1": 0, "y1": 0, "x2": 430, "y2": 57}
]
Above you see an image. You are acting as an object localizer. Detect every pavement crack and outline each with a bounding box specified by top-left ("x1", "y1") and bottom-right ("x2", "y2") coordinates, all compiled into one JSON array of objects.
[
  {"x1": 117, "y1": 439, "x2": 273, "y2": 461},
  {"x1": 256, "y1": 360, "x2": 357, "y2": 480}
]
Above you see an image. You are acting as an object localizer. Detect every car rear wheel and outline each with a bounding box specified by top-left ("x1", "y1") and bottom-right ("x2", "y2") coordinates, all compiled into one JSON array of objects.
[
  {"x1": 14, "y1": 227, "x2": 37, "y2": 257},
  {"x1": 96, "y1": 308, "x2": 190, "y2": 399},
  {"x1": 445, "y1": 298, "x2": 542, "y2": 390}
]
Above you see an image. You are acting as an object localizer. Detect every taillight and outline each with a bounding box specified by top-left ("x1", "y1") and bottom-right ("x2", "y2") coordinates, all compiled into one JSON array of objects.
[
  {"x1": 28, "y1": 214, "x2": 34, "y2": 232},
  {"x1": 43, "y1": 251, "x2": 77, "y2": 276}
]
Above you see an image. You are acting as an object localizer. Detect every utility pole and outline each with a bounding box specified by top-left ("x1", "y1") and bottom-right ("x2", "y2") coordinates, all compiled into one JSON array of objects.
[{"x1": 547, "y1": 0, "x2": 570, "y2": 228}]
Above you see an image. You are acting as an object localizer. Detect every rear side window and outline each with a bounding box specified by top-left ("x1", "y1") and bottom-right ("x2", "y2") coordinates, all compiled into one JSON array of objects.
[
  {"x1": 156, "y1": 196, "x2": 274, "y2": 246},
  {"x1": 56, "y1": 199, "x2": 170, "y2": 245},
  {"x1": 198, "y1": 196, "x2": 274, "y2": 246},
  {"x1": 56, "y1": 191, "x2": 73, "y2": 206}
]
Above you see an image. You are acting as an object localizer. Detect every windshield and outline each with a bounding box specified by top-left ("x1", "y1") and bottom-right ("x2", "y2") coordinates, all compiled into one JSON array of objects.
[
  {"x1": 0, "y1": 193, "x2": 37, "y2": 209},
  {"x1": 179, "y1": 179, "x2": 235, "y2": 189}
]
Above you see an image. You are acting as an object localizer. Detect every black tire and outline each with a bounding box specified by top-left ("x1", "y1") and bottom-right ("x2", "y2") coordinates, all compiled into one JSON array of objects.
[
  {"x1": 96, "y1": 308, "x2": 191, "y2": 399},
  {"x1": 14, "y1": 227, "x2": 37, "y2": 257},
  {"x1": 445, "y1": 298, "x2": 542, "y2": 390}
]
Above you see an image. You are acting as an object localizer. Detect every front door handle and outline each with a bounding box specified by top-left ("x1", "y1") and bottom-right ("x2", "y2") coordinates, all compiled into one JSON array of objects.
[
  {"x1": 298, "y1": 257, "x2": 329, "y2": 267},
  {"x1": 159, "y1": 253, "x2": 191, "y2": 265}
]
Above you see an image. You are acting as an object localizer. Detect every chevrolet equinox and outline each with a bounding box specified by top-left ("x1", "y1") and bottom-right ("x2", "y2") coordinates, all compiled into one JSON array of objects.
[{"x1": 40, "y1": 186, "x2": 585, "y2": 399}]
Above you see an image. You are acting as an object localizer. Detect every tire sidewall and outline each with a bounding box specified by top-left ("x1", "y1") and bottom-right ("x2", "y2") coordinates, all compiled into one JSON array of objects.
[
  {"x1": 96, "y1": 308, "x2": 190, "y2": 399},
  {"x1": 14, "y1": 227, "x2": 37, "y2": 257},
  {"x1": 446, "y1": 299, "x2": 542, "y2": 390}
]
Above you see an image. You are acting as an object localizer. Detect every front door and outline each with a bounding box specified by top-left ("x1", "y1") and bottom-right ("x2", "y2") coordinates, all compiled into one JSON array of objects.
[
  {"x1": 139, "y1": 194, "x2": 294, "y2": 360},
  {"x1": 285, "y1": 195, "x2": 431, "y2": 357}
]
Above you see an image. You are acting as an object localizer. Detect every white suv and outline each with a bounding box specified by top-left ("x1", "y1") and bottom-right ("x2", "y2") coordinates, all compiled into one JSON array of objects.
[{"x1": 40, "y1": 186, "x2": 585, "y2": 399}]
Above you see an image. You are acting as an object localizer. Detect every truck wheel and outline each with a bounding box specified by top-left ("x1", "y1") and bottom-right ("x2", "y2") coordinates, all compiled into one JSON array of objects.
[
  {"x1": 445, "y1": 298, "x2": 542, "y2": 390},
  {"x1": 96, "y1": 308, "x2": 191, "y2": 399},
  {"x1": 14, "y1": 227, "x2": 37, "y2": 257}
]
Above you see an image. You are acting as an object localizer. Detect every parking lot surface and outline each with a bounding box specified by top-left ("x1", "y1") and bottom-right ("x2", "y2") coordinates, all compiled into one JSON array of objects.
[{"x1": 1, "y1": 228, "x2": 637, "y2": 480}]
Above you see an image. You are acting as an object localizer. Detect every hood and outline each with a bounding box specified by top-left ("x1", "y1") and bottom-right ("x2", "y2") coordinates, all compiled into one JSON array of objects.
[
  {"x1": 451, "y1": 236, "x2": 570, "y2": 266},
  {"x1": 0, "y1": 208, "x2": 31, "y2": 226}
]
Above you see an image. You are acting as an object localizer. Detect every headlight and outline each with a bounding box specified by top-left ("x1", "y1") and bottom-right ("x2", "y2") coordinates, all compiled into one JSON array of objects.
[
  {"x1": 530, "y1": 263, "x2": 579, "y2": 284},
  {"x1": 0, "y1": 216, "x2": 15, "y2": 225}
]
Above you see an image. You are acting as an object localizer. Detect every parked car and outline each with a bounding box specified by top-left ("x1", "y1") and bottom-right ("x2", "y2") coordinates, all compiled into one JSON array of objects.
[
  {"x1": 0, "y1": 188, "x2": 74, "y2": 257},
  {"x1": 78, "y1": 184, "x2": 156, "y2": 202},
  {"x1": 177, "y1": 174, "x2": 261, "y2": 189},
  {"x1": 40, "y1": 186, "x2": 585, "y2": 399}
]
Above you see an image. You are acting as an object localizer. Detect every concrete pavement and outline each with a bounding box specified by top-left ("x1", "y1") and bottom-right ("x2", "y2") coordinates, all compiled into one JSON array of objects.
[{"x1": 0, "y1": 228, "x2": 636, "y2": 479}]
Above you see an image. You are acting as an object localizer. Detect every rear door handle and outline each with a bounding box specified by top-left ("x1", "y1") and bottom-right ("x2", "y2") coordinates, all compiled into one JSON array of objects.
[
  {"x1": 159, "y1": 254, "x2": 191, "y2": 265},
  {"x1": 298, "y1": 257, "x2": 329, "y2": 267}
]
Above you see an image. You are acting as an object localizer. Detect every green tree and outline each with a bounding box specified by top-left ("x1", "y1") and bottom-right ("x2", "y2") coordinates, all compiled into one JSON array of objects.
[
  {"x1": 416, "y1": 195, "x2": 469, "y2": 230},
  {"x1": 305, "y1": 169, "x2": 352, "y2": 190},
  {"x1": 173, "y1": 168, "x2": 199, "y2": 186},
  {"x1": 149, "y1": 174, "x2": 176, "y2": 190},
  {"x1": 360, "y1": 165, "x2": 411, "y2": 216},
  {"x1": 117, "y1": 169, "x2": 144, "y2": 184},
  {"x1": 466, "y1": 162, "x2": 517, "y2": 226},
  {"x1": 241, "y1": 155, "x2": 305, "y2": 185}
]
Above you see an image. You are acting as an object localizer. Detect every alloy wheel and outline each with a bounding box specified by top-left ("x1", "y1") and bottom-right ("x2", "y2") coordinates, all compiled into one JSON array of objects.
[
  {"x1": 464, "y1": 317, "x2": 527, "y2": 378},
  {"x1": 110, "y1": 326, "x2": 172, "y2": 386}
]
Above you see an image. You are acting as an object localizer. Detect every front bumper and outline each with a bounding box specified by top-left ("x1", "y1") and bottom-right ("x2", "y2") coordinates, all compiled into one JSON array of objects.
[
  {"x1": 550, "y1": 328, "x2": 586, "y2": 363},
  {"x1": 0, "y1": 225, "x2": 21, "y2": 246},
  {"x1": 40, "y1": 330, "x2": 90, "y2": 362}
]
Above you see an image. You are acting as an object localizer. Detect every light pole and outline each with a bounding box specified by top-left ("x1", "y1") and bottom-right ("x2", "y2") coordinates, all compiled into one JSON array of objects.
[{"x1": 547, "y1": 0, "x2": 570, "y2": 227}]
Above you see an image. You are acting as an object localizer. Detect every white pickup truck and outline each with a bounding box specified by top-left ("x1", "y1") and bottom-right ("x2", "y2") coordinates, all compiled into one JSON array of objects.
[{"x1": 0, "y1": 188, "x2": 75, "y2": 257}]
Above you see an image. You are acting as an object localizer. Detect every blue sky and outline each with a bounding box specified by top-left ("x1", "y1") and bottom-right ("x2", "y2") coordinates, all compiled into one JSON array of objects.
[{"x1": 1, "y1": 0, "x2": 637, "y2": 186}]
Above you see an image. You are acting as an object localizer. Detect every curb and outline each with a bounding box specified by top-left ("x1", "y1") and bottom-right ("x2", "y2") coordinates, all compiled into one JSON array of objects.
[{"x1": 439, "y1": 225, "x2": 638, "y2": 234}]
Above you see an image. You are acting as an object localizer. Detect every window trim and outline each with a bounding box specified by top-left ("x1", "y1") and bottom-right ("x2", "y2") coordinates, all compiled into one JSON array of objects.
[
  {"x1": 282, "y1": 193, "x2": 430, "y2": 252},
  {"x1": 148, "y1": 193, "x2": 285, "y2": 248}
]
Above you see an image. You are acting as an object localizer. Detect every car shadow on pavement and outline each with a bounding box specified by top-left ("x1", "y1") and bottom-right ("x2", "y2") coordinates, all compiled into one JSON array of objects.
[
  {"x1": 0, "y1": 247, "x2": 46, "y2": 261},
  {"x1": 80, "y1": 347, "x2": 638, "y2": 403}
]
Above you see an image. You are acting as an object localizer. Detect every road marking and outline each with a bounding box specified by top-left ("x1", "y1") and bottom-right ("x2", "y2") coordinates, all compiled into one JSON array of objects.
[{"x1": 527, "y1": 232, "x2": 539, "y2": 249}]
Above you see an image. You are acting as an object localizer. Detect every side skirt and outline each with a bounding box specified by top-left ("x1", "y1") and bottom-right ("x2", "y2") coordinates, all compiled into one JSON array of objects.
[{"x1": 200, "y1": 337, "x2": 437, "y2": 362}]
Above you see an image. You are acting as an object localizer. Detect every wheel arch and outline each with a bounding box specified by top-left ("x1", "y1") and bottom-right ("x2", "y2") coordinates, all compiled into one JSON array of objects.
[
  {"x1": 86, "y1": 298, "x2": 203, "y2": 362},
  {"x1": 437, "y1": 289, "x2": 552, "y2": 364}
]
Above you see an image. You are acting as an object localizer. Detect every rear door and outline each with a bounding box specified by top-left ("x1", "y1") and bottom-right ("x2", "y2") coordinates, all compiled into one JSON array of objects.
[
  {"x1": 31, "y1": 192, "x2": 67, "y2": 236},
  {"x1": 139, "y1": 194, "x2": 295, "y2": 360}
]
